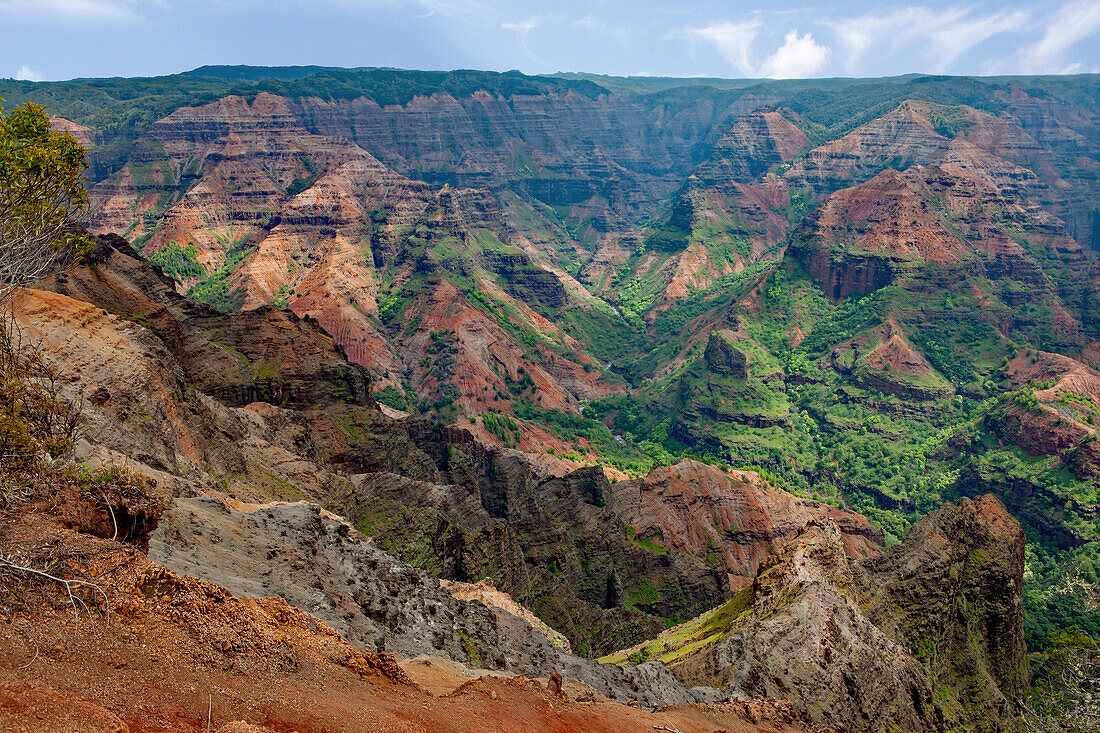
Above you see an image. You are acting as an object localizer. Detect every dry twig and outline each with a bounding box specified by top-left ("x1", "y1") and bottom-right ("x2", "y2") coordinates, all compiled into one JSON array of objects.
[{"x1": 0, "y1": 556, "x2": 109, "y2": 632}]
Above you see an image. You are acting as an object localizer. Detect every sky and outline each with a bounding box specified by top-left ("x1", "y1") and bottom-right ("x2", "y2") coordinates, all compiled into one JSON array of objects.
[{"x1": 2, "y1": 0, "x2": 1099, "y2": 82}]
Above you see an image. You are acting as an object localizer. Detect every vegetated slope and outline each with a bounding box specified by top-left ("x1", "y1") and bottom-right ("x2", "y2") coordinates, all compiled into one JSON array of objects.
[
  {"x1": 576, "y1": 95, "x2": 1097, "y2": 516},
  {"x1": 575, "y1": 87, "x2": 1100, "y2": 653},
  {"x1": 27, "y1": 233, "x2": 877, "y2": 659},
  {"x1": 603, "y1": 495, "x2": 1029, "y2": 733},
  {"x1": 12, "y1": 67, "x2": 1100, "y2": 661}
]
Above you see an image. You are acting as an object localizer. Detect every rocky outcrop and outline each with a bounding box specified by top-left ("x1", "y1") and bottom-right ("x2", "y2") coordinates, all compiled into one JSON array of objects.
[
  {"x1": 148, "y1": 495, "x2": 715, "y2": 709},
  {"x1": 988, "y1": 349, "x2": 1100, "y2": 481},
  {"x1": 607, "y1": 495, "x2": 1028, "y2": 732},
  {"x1": 672, "y1": 335, "x2": 793, "y2": 447},
  {"x1": 609, "y1": 460, "x2": 881, "y2": 590},
  {"x1": 327, "y1": 450, "x2": 710, "y2": 655},
  {"x1": 672, "y1": 522, "x2": 935, "y2": 730},
  {"x1": 45, "y1": 234, "x2": 374, "y2": 412},
  {"x1": 699, "y1": 109, "x2": 809, "y2": 184},
  {"x1": 327, "y1": 444, "x2": 880, "y2": 656},
  {"x1": 865, "y1": 494, "x2": 1030, "y2": 718},
  {"x1": 483, "y1": 251, "x2": 568, "y2": 311},
  {"x1": 827, "y1": 320, "x2": 954, "y2": 401},
  {"x1": 290, "y1": 90, "x2": 688, "y2": 217},
  {"x1": 0, "y1": 474, "x2": 829, "y2": 733},
  {"x1": 703, "y1": 330, "x2": 748, "y2": 378}
]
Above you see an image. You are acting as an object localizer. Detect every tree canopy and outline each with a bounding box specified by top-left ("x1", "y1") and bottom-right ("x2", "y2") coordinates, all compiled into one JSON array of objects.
[{"x1": 0, "y1": 101, "x2": 90, "y2": 307}]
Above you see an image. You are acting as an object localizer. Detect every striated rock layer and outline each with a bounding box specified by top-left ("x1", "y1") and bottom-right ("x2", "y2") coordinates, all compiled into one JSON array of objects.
[{"x1": 88, "y1": 93, "x2": 619, "y2": 426}]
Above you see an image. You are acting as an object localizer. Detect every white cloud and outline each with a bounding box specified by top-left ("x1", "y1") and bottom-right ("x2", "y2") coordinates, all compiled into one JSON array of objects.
[
  {"x1": 759, "y1": 29, "x2": 830, "y2": 78},
  {"x1": 681, "y1": 20, "x2": 830, "y2": 78},
  {"x1": 14, "y1": 64, "x2": 42, "y2": 81},
  {"x1": 574, "y1": 14, "x2": 605, "y2": 32},
  {"x1": 1022, "y1": 1, "x2": 1100, "y2": 73},
  {"x1": 826, "y1": 6, "x2": 1029, "y2": 73},
  {"x1": 0, "y1": 0, "x2": 142, "y2": 20},
  {"x1": 929, "y1": 9, "x2": 1029, "y2": 70},
  {"x1": 682, "y1": 20, "x2": 762, "y2": 77},
  {"x1": 412, "y1": 0, "x2": 491, "y2": 21},
  {"x1": 502, "y1": 16, "x2": 543, "y2": 34}
]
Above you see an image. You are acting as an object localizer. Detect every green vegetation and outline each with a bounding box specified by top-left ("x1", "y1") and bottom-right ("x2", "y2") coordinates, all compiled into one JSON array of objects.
[
  {"x1": 600, "y1": 585, "x2": 756, "y2": 666},
  {"x1": 0, "y1": 102, "x2": 90, "y2": 466},
  {"x1": 10, "y1": 65, "x2": 1100, "y2": 677},
  {"x1": 482, "y1": 411, "x2": 522, "y2": 448},
  {"x1": 186, "y1": 236, "x2": 255, "y2": 312},
  {"x1": 147, "y1": 240, "x2": 206, "y2": 282},
  {"x1": 514, "y1": 401, "x2": 653, "y2": 474},
  {"x1": 374, "y1": 384, "x2": 412, "y2": 412}
]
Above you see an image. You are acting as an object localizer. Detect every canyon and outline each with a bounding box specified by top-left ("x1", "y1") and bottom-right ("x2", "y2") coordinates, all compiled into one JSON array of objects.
[{"x1": 1, "y1": 66, "x2": 1099, "y2": 731}]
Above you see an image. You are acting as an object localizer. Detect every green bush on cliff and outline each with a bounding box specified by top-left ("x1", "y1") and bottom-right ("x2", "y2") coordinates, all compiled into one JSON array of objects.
[
  {"x1": 186, "y1": 239, "x2": 254, "y2": 312},
  {"x1": 148, "y1": 240, "x2": 206, "y2": 282}
]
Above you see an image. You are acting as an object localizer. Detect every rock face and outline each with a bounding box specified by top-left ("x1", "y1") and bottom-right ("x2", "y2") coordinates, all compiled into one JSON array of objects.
[
  {"x1": 764, "y1": 101, "x2": 1091, "y2": 356},
  {"x1": 288, "y1": 91, "x2": 689, "y2": 217},
  {"x1": 608, "y1": 460, "x2": 881, "y2": 591},
  {"x1": 956, "y1": 350, "x2": 1100, "y2": 547},
  {"x1": 86, "y1": 93, "x2": 619, "y2": 428},
  {"x1": 607, "y1": 495, "x2": 1028, "y2": 732},
  {"x1": 990, "y1": 349, "x2": 1100, "y2": 478},
  {"x1": 332, "y1": 452, "x2": 880, "y2": 655},
  {"x1": 0, "y1": 474, "x2": 831, "y2": 733},
  {"x1": 148, "y1": 495, "x2": 710, "y2": 709},
  {"x1": 788, "y1": 159, "x2": 1081, "y2": 305},
  {"x1": 701, "y1": 109, "x2": 809, "y2": 184},
  {"x1": 828, "y1": 320, "x2": 954, "y2": 402},
  {"x1": 703, "y1": 330, "x2": 748, "y2": 378},
  {"x1": 865, "y1": 494, "x2": 1030, "y2": 721},
  {"x1": 27, "y1": 234, "x2": 881, "y2": 661},
  {"x1": 676, "y1": 523, "x2": 935, "y2": 730}
]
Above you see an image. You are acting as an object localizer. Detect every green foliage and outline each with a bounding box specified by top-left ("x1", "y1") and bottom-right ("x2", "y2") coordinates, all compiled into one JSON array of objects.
[
  {"x1": 600, "y1": 585, "x2": 756, "y2": 666},
  {"x1": 482, "y1": 410, "x2": 522, "y2": 448},
  {"x1": 0, "y1": 102, "x2": 92, "y2": 299},
  {"x1": 927, "y1": 105, "x2": 973, "y2": 139},
  {"x1": 652, "y1": 262, "x2": 774, "y2": 339},
  {"x1": 514, "y1": 401, "x2": 653, "y2": 475},
  {"x1": 373, "y1": 385, "x2": 410, "y2": 412},
  {"x1": 186, "y1": 237, "x2": 254, "y2": 312},
  {"x1": 0, "y1": 103, "x2": 90, "y2": 468},
  {"x1": 643, "y1": 225, "x2": 689, "y2": 253},
  {"x1": 631, "y1": 536, "x2": 666, "y2": 554},
  {"x1": 798, "y1": 291, "x2": 888, "y2": 356},
  {"x1": 1024, "y1": 544, "x2": 1100, "y2": 651},
  {"x1": 0, "y1": 327, "x2": 82, "y2": 468},
  {"x1": 237, "y1": 68, "x2": 609, "y2": 105},
  {"x1": 285, "y1": 176, "x2": 314, "y2": 198},
  {"x1": 148, "y1": 240, "x2": 206, "y2": 282}
]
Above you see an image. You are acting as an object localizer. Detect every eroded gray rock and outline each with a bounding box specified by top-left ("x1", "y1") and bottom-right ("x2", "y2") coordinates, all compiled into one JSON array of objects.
[{"x1": 149, "y1": 495, "x2": 723, "y2": 709}]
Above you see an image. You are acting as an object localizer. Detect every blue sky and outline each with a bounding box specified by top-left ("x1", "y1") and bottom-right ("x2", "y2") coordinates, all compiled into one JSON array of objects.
[{"x1": 2, "y1": 0, "x2": 1098, "y2": 81}]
